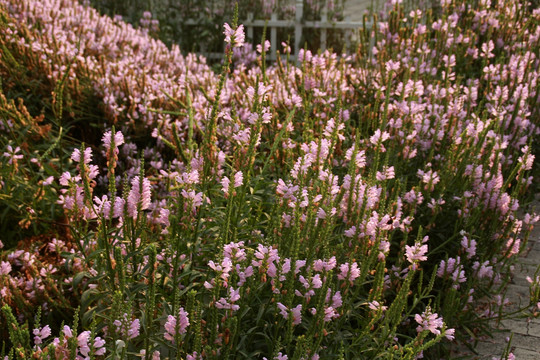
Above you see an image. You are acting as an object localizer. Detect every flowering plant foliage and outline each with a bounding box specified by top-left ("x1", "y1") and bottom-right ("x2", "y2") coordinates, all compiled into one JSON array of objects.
[{"x1": 0, "y1": 0, "x2": 539, "y2": 359}]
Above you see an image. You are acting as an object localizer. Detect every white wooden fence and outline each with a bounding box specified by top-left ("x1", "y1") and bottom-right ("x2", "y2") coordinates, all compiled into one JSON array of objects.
[{"x1": 186, "y1": 0, "x2": 372, "y2": 62}]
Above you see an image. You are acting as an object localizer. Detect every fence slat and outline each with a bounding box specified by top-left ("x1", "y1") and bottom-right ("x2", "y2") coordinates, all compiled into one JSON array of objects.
[
  {"x1": 294, "y1": 0, "x2": 303, "y2": 61},
  {"x1": 321, "y1": 3, "x2": 327, "y2": 52},
  {"x1": 185, "y1": 0, "x2": 373, "y2": 62},
  {"x1": 270, "y1": 13, "x2": 277, "y2": 61},
  {"x1": 247, "y1": 12, "x2": 254, "y2": 41}
]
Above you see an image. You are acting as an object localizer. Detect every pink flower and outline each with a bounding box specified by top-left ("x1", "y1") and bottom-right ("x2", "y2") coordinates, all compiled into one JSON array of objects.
[
  {"x1": 63, "y1": 326, "x2": 73, "y2": 338},
  {"x1": 276, "y1": 303, "x2": 302, "y2": 325},
  {"x1": 164, "y1": 307, "x2": 190, "y2": 342},
  {"x1": 0, "y1": 261, "x2": 11, "y2": 275},
  {"x1": 127, "y1": 176, "x2": 151, "y2": 218},
  {"x1": 33, "y1": 325, "x2": 51, "y2": 345},
  {"x1": 77, "y1": 331, "x2": 89, "y2": 351},
  {"x1": 323, "y1": 306, "x2": 339, "y2": 322},
  {"x1": 113, "y1": 197, "x2": 125, "y2": 218},
  {"x1": 257, "y1": 40, "x2": 271, "y2": 53},
  {"x1": 368, "y1": 300, "x2": 387, "y2": 312},
  {"x1": 405, "y1": 237, "x2": 429, "y2": 266},
  {"x1": 71, "y1": 147, "x2": 92, "y2": 164},
  {"x1": 215, "y1": 287, "x2": 241, "y2": 311},
  {"x1": 234, "y1": 171, "x2": 243, "y2": 187},
  {"x1": 157, "y1": 208, "x2": 170, "y2": 227},
  {"x1": 291, "y1": 304, "x2": 302, "y2": 325},
  {"x1": 94, "y1": 195, "x2": 111, "y2": 218},
  {"x1": 277, "y1": 302, "x2": 288, "y2": 319},
  {"x1": 221, "y1": 176, "x2": 231, "y2": 193},
  {"x1": 187, "y1": 352, "x2": 202, "y2": 360},
  {"x1": 223, "y1": 23, "x2": 245, "y2": 47},
  {"x1": 113, "y1": 314, "x2": 140, "y2": 339},
  {"x1": 3, "y1": 145, "x2": 24, "y2": 164},
  {"x1": 223, "y1": 241, "x2": 246, "y2": 262},
  {"x1": 338, "y1": 262, "x2": 360, "y2": 283},
  {"x1": 461, "y1": 235, "x2": 477, "y2": 259},
  {"x1": 369, "y1": 129, "x2": 390, "y2": 150},
  {"x1": 415, "y1": 307, "x2": 444, "y2": 335},
  {"x1": 102, "y1": 130, "x2": 124, "y2": 154},
  {"x1": 93, "y1": 337, "x2": 106, "y2": 356}
]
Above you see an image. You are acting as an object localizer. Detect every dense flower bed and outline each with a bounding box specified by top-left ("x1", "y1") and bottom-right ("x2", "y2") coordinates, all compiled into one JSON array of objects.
[{"x1": 0, "y1": 0, "x2": 539, "y2": 359}]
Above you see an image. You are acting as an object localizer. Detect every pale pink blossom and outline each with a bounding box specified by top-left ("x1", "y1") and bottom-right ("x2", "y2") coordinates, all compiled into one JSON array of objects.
[{"x1": 223, "y1": 23, "x2": 245, "y2": 47}]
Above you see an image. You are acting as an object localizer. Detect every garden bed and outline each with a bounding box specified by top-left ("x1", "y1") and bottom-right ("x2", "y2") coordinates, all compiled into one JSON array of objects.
[{"x1": 0, "y1": 0, "x2": 539, "y2": 359}]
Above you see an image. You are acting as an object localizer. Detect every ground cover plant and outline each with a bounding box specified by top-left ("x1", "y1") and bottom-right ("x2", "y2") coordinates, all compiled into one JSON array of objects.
[{"x1": 0, "y1": 0, "x2": 539, "y2": 358}]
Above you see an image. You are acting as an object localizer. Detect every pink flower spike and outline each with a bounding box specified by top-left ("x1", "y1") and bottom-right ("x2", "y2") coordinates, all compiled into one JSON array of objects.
[
  {"x1": 221, "y1": 176, "x2": 230, "y2": 193},
  {"x1": 415, "y1": 307, "x2": 444, "y2": 335},
  {"x1": 405, "y1": 242, "x2": 428, "y2": 265},
  {"x1": 234, "y1": 171, "x2": 243, "y2": 188},
  {"x1": 33, "y1": 325, "x2": 51, "y2": 345},
  {"x1": 127, "y1": 176, "x2": 151, "y2": 218},
  {"x1": 223, "y1": 23, "x2": 245, "y2": 47},
  {"x1": 164, "y1": 307, "x2": 189, "y2": 343},
  {"x1": 102, "y1": 130, "x2": 125, "y2": 153},
  {"x1": 291, "y1": 305, "x2": 302, "y2": 325}
]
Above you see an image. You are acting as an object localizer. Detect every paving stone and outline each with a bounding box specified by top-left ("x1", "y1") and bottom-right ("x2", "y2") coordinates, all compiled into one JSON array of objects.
[
  {"x1": 520, "y1": 249, "x2": 540, "y2": 265},
  {"x1": 473, "y1": 335, "x2": 510, "y2": 357},
  {"x1": 514, "y1": 262, "x2": 538, "y2": 277},
  {"x1": 525, "y1": 315, "x2": 540, "y2": 325},
  {"x1": 525, "y1": 320, "x2": 540, "y2": 337},
  {"x1": 503, "y1": 332, "x2": 540, "y2": 351},
  {"x1": 510, "y1": 271, "x2": 535, "y2": 287},
  {"x1": 499, "y1": 318, "x2": 529, "y2": 335},
  {"x1": 503, "y1": 284, "x2": 531, "y2": 309},
  {"x1": 511, "y1": 347, "x2": 540, "y2": 359}
]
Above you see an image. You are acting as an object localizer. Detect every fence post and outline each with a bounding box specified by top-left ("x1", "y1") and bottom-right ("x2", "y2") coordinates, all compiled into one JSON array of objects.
[
  {"x1": 344, "y1": 15, "x2": 351, "y2": 52},
  {"x1": 321, "y1": 1, "x2": 327, "y2": 52},
  {"x1": 270, "y1": 13, "x2": 278, "y2": 61},
  {"x1": 247, "y1": 12, "x2": 254, "y2": 42},
  {"x1": 294, "y1": 0, "x2": 303, "y2": 61}
]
